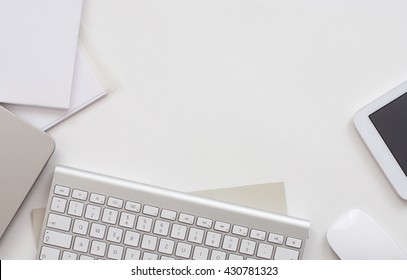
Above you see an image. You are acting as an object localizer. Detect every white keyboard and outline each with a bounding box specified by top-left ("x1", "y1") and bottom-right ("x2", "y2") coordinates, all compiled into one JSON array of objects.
[{"x1": 37, "y1": 166, "x2": 310, "y2": 260}]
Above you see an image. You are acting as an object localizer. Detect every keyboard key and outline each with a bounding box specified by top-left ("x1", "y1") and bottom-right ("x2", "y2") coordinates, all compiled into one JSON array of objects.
[
  {"x1": 107, "y1": 197, "x2": 123, "y2": 209},
  {"x1": 232, "y1": 225, "x2": 248, "y2": 236},
  {"x1": 222, "y1": 235, "x2": 239, "y2": 251},
  {"x1": 179, "y1": 213, "x2": 194, "y2": 224},
  {"x1": 250, "y1": 229, "x2": 266, "y2": 240},
  {"x1": 125, "y1": 248, "x2": 141, "y2": 260},
  {"x1": 108, "y1": 244, "x2": 123, "y2": 260},
  {"x1": 72, "y1": 189, "x2": 88, "y2": 201},
  {"x1": 72, "y1": 219, "x2": 89, "y2": 235},
  {"x1": 143, "y1": 252, "x2": 158, "y2": 260},
  {"x1": 124, "y1": 231, "x2": 140, "y2": 247},
  {"x1": 214, "y1": 221, "x2": 230, "y2": 232},
  {"x1": 175, "y1": 242, "x2": 192, "y2": 258},
  {"x1": 187, "y1": 227, "x2": 204, "y2": 244},
  {"x1": 79, "y1": 255, "x2": 95, "y2": 260},
  {"x1": 286, "y1": 237, "x2": 302, "y2": 249},
  {"x1": 158, "y1": 238, "x2": 175, "y2": 255},
  {"x1": 68, "y1": 201, "x2": 84, "y2": 217},
  {"x1": 107, "y1": 227, "x2": 123, "y2": 243},
  {"x1": 197, "y1": 217, "x2": 212, "y2": 229},
  {"x1": 89, "y1": 223, "x2": 106, "y2": 239},
  {"x1": 161, "y1": 209, "x2": 176, "y2": 220},
  {"x1": 90, "y1": 240, "x2": 107, "y2": 257},
  {"x1": 143, "y1": 205, "x2": 159, "y2": 216},
  {"x1": 39, "y1": 246, "x2": 60, "y2": 260},
  {"x1": 210, "y1": 250, "x2": 226, "y2": 260},
  {"x1": 228, "y1": 254, "x2": 244, "y2": 260},
  {"x1": 192, "y1": 246, "x2": 209, "y2": 260},
  {"x1": 47, "y1": 213, "x2": 71, "y2": 231},
  {"x1": 239, "y1": 239, "x2": 256, "y2": 255},
  {"x1": 153, "y1": 220, "x2": 170, "y2": 236},
  {"x1": 54, "y1": 185, "x2": 70, "y2": 197},
  {"x1": 89, "y1": 193, "x2": 106, "y2": 205},
  {"x1": 73, "y1": 236, "x2": 89, "y2": 253},
  {"x1": 170, "y1": 224, "x2": 187, "y2": 240},
  {"x1": 136, "y1": 216, "x2": 153, "y2": 232},
  {"x1": 119, "y1": 212, "x2": 136, "y2": 228},
  {"x1": 141, "y1": 235, "x2": 158, "y2": 251},
  {"x1": 274, "y1": 247, "x2": 299, "y2": 260},
  {"x1": 62, "y1": 251, "x2": 77, "y2": 260},
  {"x1": 50, "y1": 197, "x2": 67, "y2": 213},
  {"x1": 102, "y1": 208, "x2": 118, "y2": 224},
  {"x1": 43, "y1": 229, "x2": 72, "y2": 249},
  {"x1": 268, "y1": 233, "x2": 284, "y2": 244},
  {"x1": 205, "y1": 231, "x2": 221, "y2": 248},
  {"x1": 125, "y1": 201, "x2": 141, "y2": 212},
  {"x1": 84, "y1": 204, "x2": 101, "y2": 221},
  {"x1": 256, "y1": 243, "x2": 273, "y2": 259}
]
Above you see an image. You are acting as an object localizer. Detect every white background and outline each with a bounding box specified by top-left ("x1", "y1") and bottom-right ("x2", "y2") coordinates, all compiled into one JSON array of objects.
[{"x1": 1, "y1": 0, "x2": 407, "y2": 259}]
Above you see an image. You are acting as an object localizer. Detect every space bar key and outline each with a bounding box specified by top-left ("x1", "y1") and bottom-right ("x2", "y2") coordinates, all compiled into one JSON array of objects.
[{"x1": 43, "y1": 229, "x2": 72, "y2": 249}]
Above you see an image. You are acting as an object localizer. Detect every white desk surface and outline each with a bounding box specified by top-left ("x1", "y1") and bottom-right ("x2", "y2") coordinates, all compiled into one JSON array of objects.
[{"x1": 1, "y1": 0, "x2": 407, "y2": 260}]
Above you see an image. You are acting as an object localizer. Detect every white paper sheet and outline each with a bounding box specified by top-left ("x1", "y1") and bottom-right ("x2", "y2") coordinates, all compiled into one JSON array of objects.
[
  {"x1": 0, "y1": 0, "x2": 83, "y2": 108},
  {"x1": 3, "y1": 48, "x2": 108, "y2": 131}
]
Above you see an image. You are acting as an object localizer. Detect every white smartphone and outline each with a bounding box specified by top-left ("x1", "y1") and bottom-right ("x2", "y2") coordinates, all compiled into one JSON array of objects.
[{"x1": 354, "y1": 81, "x2": 407, "y2": 200}]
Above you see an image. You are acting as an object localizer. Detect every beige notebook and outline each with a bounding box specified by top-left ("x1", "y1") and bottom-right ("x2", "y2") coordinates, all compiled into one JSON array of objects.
[{"x1": 191, "y1": 182, "x2": 287, "y2": 215}]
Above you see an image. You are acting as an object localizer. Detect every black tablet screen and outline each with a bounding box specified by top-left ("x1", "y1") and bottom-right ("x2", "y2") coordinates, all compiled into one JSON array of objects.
[{"x1": 369, "y1": 92, "x2": 407, "y2": 176}]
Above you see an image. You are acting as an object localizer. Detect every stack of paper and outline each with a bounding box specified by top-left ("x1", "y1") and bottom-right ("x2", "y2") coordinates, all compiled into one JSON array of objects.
[
  {"x1": 3, "y1": 48, "x2": 108, "y2": 131},
  {"x1": 0, "y1": 0, "x2": 108, "y2": 131}
]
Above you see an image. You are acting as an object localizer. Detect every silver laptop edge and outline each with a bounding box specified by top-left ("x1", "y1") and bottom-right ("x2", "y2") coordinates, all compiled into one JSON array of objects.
[{"x1": 0, "y1": 105, "x2": 55, "y2": 238}]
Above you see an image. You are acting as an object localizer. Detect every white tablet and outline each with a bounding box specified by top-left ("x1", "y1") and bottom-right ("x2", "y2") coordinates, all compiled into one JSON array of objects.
[{"x1": 354, "y1": 81, "x2": 407, "y2": 200}]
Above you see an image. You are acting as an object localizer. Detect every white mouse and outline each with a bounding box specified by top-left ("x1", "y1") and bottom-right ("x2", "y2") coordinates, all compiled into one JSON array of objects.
[{"x1": 327, "y1": 209, "x2": 407, "y2": 260}]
